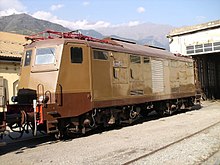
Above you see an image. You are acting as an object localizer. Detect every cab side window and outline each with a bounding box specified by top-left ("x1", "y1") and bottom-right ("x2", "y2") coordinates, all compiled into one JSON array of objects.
[
  {"x1": 71, "y1": 47, "x2": 83, "y2": 63},
  {"x1": 24, "y1": 50, "x2": 32, "y2": 66},
  {"x1": 130, "y1": 55, "x2": 141, "y2": 64}
]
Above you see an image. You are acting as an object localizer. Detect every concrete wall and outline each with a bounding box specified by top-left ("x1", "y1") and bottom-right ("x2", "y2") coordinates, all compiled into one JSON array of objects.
[{"x1": 169, "y1": 28, "x2": 220, "y2": 55}]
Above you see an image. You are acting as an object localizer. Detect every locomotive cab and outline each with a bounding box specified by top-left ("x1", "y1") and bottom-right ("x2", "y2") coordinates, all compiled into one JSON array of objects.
[{"x1": 19, "y1": 41, "x2": 64, "y2": 98}]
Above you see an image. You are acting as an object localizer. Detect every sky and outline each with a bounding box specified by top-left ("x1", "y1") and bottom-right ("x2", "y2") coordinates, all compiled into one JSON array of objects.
[{"x1": 0, "y1": 0, "x2": 219, "y2": 30}]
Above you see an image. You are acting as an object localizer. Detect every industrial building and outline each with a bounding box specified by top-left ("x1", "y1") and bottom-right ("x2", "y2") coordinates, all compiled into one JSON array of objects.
[
  {"x1": 167, "y1": 20, "x2": 220, "y2": 99},
  {"x1": 0, "y1": 32, "x2": 27, "y2": 111}
]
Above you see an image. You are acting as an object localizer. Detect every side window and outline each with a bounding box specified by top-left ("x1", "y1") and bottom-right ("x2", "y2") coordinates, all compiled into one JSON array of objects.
[
  {"x1": 130, "y1": 55, "x2": 141, "y2": 64},
  {"x1": 24, "y1": 50, "x2": 32, "y2": 66},
  {"x1": 93, "y1": 50, "x2": 108, "y2": 60},
  {"x1": 71, "y1": 47, "x2": 83, "y2": 63},
  {"x1": 143, "y1": 57, "x2": 150, "y2": 63}
]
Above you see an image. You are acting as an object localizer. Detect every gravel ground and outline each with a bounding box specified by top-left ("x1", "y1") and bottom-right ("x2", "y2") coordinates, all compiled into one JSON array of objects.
[
  {"x1": 0, "y1": 100, "x2": 220, "y2": 165},
  {"x1": 132, "y1": 120, "x2": 220, "y2": 165}
]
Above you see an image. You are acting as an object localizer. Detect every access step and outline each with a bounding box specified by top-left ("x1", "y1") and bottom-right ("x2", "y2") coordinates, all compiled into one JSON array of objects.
[
  {"x1": 47, "y1": 111, "x2": 58, "y2": 115},
  {"x1": 47, "y1": 129, "x2": 59, "y2": 134},
  {"x1": 47, "y1": 120, "x2": 58, "y2": 124}
]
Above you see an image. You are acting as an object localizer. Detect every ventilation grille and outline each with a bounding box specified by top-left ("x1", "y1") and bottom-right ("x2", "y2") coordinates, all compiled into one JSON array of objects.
[{"x1": 151, "y1": 60, "x2": 164, "y2": 93}]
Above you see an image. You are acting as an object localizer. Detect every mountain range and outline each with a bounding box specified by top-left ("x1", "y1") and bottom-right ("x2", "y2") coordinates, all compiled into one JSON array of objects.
[{"x1": 0, "y1": 13, "x2": 174, "y2": 49}]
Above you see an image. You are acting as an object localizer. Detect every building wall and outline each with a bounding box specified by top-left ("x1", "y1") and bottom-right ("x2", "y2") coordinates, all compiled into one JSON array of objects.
[
  {"x1": 0, "y1": 62, "x2": 20, "y2": 111},
  {"x1": 168, "y1": 24, "x2": 220, "y2": 99},
  {"x1": 169, "y1": 28, "x2": 220, "y2": 55},
  {"x1": 0, "y1": 31, "x2": 26, "y2": 111}
]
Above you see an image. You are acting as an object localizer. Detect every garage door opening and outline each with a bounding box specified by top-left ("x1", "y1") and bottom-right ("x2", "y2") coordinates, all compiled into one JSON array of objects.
[{"x1": 194, "y1": 52, "x2": 220, "y2": 99}]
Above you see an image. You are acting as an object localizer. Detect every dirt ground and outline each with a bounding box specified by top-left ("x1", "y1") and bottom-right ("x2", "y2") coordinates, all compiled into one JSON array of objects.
[{"x1": 1, "y1": 100, "x2": 220, "y2": 165}]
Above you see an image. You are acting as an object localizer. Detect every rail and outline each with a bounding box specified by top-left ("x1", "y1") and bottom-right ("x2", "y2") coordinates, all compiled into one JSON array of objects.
[{"x1": 123, "y1": 120, "x2": 220, "y2": 164}]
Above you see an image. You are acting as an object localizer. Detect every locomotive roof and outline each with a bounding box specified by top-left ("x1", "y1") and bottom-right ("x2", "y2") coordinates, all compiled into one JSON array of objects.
[
  {"x1": 25, "y1": 31, "x2": 192, "y2": 62},
  {"x1": 87, "y1": 38, "x2": 192, "y2": 62}
]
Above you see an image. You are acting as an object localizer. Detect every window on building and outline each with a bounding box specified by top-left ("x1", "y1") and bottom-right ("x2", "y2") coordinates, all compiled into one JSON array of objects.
[
  {"x1": 186, "y1": 45, "x2": 194, "y2": 54},
  {"x1": 71, "y1": 47, "x2": 83, "y2": 63},
  {"x1": 204, "y1": 43, "x2": 212, "y2": 52},
  {"x1": 214, "y1": 42, "x2": 220, "y2": 51},
  {"x1": 195, "y1": 44, "x2": 203, "y2": 53}
]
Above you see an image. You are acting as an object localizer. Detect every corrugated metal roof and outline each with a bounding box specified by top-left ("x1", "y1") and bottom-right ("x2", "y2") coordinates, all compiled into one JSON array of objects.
[
  {"x1": 0, "y1": 32, "x2": 28, "y2": 59},
  {"x1": 168, "y1": 20, "x2": 220, "y2": 37}
]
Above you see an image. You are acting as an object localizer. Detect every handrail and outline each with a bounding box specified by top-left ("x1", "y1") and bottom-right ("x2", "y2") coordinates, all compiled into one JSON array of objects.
[
  {"x1": 37, "y1": 84, "x2": 44, "y2": 102},
  {"x1": 57, "y1": 84, "x2": 63, "y2": 106},
  {"x1": 45, "y1": 90, "x2": 52, "y2": 104}
]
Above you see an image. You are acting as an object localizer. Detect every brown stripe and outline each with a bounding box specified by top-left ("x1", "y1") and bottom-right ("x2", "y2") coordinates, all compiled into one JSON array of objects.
[{"x1": 93, "y1": 92, "x2": 195, "y2": 108}]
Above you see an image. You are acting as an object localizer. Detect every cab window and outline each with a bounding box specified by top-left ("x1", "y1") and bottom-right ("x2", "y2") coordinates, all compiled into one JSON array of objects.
[
  {"x1": 35, "y1": 47, "x2": 55, "y2": 65},
  {"x1": 24, "y1": 50, "x2": 32, "y2": 66},
  {"x1": 71, "y1": 47, "x2": 83, "y2": 63}
]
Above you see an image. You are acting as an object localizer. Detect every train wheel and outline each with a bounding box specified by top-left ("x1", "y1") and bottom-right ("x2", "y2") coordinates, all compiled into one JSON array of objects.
[
  {"x1": 8, "y1": 123, "x2": 24, "y2": 140},
  {"x1": 155, "y1": 102, "x2": 166, "y2": 117},
  {"x1": 54, "y1": 131, "x2": 63, "y2": 140},
  {"x1": 140, "y1": 104, "x2": 149, "y2": 117}
]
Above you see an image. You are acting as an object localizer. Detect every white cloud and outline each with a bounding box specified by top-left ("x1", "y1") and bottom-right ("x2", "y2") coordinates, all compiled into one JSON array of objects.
[
  {"x1": 32, "y1": 11, "x2": 57, "y2": 21},
  {"x1": 55, "y1": 19, "x2": 111, "y2": 29},
  {"x1": 0, "y1": 0, "x2": 26, "y2": 17},
  {"x1": 128, "y1": 21, "x2": 140, "y2": 26},
  {"x1": 0, "y1": 0, "x2": 141, "y2": 30},
  {"x1": 137, "y1": 7, "x2": 145, "y2": 13},
  {"x1": 83, "y1": 1, "x2": 90, "y2": 6},
  {"x1": 31, "y1": 11, "x2": 110, "y2": 30},
  {"x1": 0, "y1": 8, "x2": 24, "y2": 17},
  {"x1": 50, "y1": 4, "x2": 64, "y2": 11},
  {"x1": 0, "y1": 0, "x2": 25, "y2": 11}
]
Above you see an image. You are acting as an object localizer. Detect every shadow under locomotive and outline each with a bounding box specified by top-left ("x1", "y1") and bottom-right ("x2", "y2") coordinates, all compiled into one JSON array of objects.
[{"x1": 0, "y1": 104, "x2": 201, "y2": 155}]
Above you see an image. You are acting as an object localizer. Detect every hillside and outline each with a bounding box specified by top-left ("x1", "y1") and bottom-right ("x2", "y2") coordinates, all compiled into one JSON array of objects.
[
  {"x1": 0, "y1": 13, "x2": 70, "y2": 35},
  {"x1": 0, "y1": 13, "x2": 173, "y2": 49},
  {"x1": 0, "y1": 13, "x2": 106, "y2": 41}
]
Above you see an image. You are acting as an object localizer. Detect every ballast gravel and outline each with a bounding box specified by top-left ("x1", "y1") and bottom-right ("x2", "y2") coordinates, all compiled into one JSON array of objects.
[{"x1": 1, "y1": 101, "x2": 220, "y2": 165}]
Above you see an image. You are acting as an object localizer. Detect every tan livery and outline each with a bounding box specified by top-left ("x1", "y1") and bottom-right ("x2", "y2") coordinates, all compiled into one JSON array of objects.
[{"x1": 0, "y1": 31, "x2": 199, "y2": 139}]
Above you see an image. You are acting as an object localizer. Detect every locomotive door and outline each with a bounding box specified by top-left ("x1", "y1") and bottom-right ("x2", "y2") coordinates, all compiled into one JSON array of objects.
[
  {"x1": 129, "y1": 55, "x2": 144, "y2": 95},
  {"x1": 170, "y1": 60, "x2": 180, "y2": 93},
  {"x1": 56, "y1": 43, "x2": 92, "y2": 116},
  {"x1": 91, "y1": 49, "x2": 112, "y2": 100},
  {"x1": 111, "y1": 52, "x2": 129, "y2": 97}
]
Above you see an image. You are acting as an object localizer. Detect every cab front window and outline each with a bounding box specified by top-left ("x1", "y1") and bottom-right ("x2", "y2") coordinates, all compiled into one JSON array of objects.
[{"x1": 35, "y1": 47, "x2": 55, "y2": 65}]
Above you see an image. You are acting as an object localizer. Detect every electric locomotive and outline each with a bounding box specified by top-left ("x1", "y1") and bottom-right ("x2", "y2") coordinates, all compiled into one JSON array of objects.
[{"x1": 0, "y1": 30, "x2": 199, "y2": 139}]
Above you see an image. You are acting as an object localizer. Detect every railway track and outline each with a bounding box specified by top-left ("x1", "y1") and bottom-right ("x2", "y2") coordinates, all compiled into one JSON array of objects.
[{"x1": 123, "y1": 120, "x2": 220, "y2": 164}]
